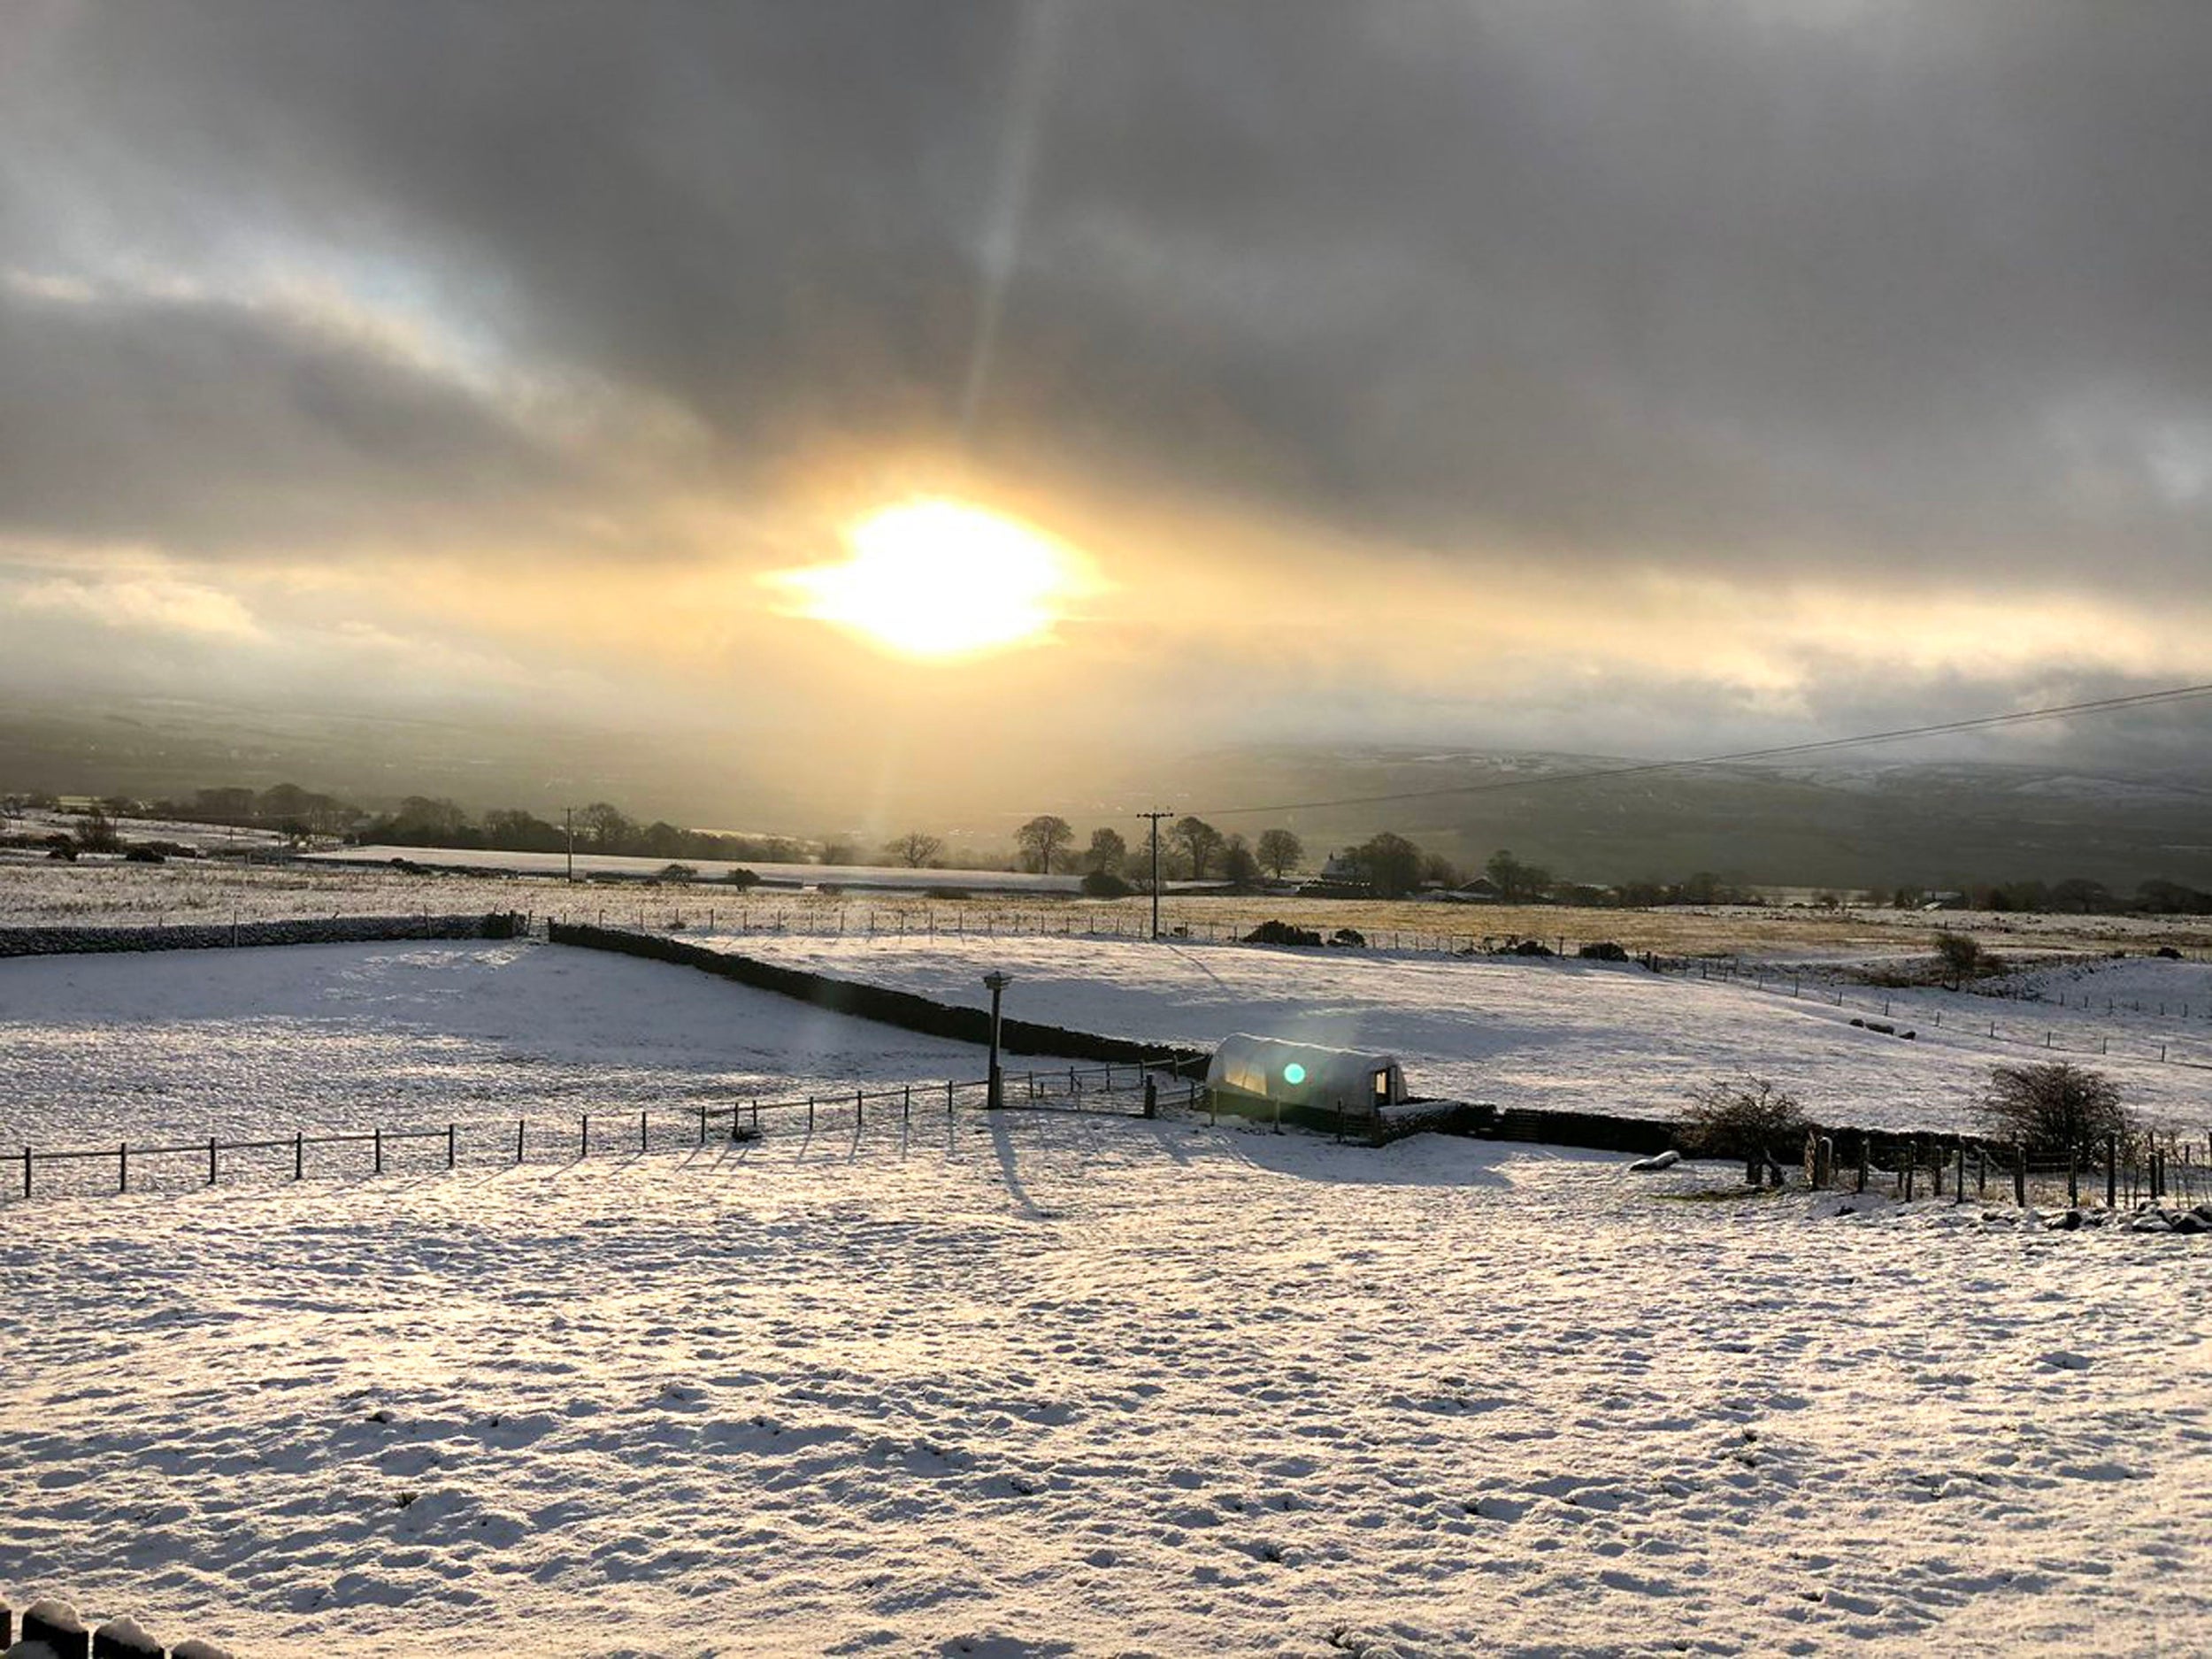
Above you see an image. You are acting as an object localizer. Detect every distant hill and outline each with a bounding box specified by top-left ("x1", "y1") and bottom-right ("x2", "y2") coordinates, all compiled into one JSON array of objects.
[{"x1": 1143, "y1": 747, "x2": 2212, "y2": 891}]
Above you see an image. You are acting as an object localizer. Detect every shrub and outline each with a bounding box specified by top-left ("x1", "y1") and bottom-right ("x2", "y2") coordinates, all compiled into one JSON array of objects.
[
  {"x1": 1933, "y1": 929, "x2": 2002, "y2": 983},
  {"x1": 1329, "y1": 927, "x2": 1367, "y2": 948},
  {"x1": 123, "y1": 846, "x2": 166, "y2": 864},
  {"x1": 1578, "y1": 941, "x2": 1630, "y2": 961},
  {"x1": 658, "y1": 863, "x2": 698, "y2": 883},
  {"x1": 2155, "y1": 945, "x2": 2184, "y2": 961},
  {"x1": 1081, "y1": 869, "x2": 1133, "y2": 899},
  {"x1": 1497, "y1": 937, "x2": 1555, "y2": 957},
  {"x1": 75, "y1": 803, "x2": 121, "y2": 853},
  {"x1": 1977, "y1": 1062, "x2": 2131, "y2": 1159},
  {"x1": 722, "y1": 867, "x2": 763, "y2": 888},
  {"x1": 1243, "y1": 918, "x2": 1323, "y2": 948},
  {"x1": 1678, "y1": 1077, "x2": 1811, "y2": 1161}
]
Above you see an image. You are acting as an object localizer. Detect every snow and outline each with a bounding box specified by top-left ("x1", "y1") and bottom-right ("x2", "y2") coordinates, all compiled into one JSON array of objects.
[
  {"x1": 311, "y1": 845, "x2": 1096, "y2": 894},
  {"x1": 707, "y1": 933, "x2": 2212, "y2": 1133},
  {"x1": 0, "y1": 941, "x2": 1011, "y2": 1161},
  {"x1": 3, "y1": 932, "x2": 2208, "y2": 1653},
  {"x1": 6, "y1": 808, "x2": 288, "y2": 856},
  {"x1": 19, "y1": 1600, "x2": 81, "y2": 1633},
  {"x1": 3, "y1": 1112, "x2": 2206, "y2": 1655}
]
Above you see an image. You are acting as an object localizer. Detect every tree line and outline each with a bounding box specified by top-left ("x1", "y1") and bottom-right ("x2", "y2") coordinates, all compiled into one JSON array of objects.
[{"x1": 15, "y1": 786, "x2": 2212, "y2": 914}]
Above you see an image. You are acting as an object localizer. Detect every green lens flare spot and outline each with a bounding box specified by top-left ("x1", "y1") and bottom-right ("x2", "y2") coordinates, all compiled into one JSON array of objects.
[{"x1": 1282, "y1": 1063, "x2": 1307, "y2": 1085}]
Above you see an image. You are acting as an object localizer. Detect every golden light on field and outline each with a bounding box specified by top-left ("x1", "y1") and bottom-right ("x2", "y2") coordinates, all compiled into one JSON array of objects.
[{"x1": 764, "y1": 498, "x2": 1096, "y2": 660}]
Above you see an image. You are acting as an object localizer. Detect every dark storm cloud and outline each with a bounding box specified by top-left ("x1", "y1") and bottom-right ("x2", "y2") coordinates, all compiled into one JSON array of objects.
[
  {"x1": 0, "y1": 280, "x2": 580, "y2": 553},
  {"x1": 5, "y1": 0, "x2": 2212, "y2": 583}
]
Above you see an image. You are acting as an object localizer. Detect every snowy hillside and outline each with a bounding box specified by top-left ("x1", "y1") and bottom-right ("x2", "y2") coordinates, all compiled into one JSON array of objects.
[
  {"x1": 716, "y1": 933, "x2": 2212, "y2": 1133},
  {"x1": 0, "y1": 941, "x2": 1010, "y2": 1154}
]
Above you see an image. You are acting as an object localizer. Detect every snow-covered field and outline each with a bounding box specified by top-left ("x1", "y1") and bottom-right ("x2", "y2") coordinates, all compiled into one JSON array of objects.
[
  {"x1": 712, "y1": 933, "x2": 2212, "y2": 1135},
  {"x1": 8, "y1": 855, "x2": 2209, "y2": 965},
  {"x1": 7, "y1": 807, "x2": 289, "y2": 856},
  {"x1": 0, "y1": 941, "x2": 1003, "y2": 1161},
  {"x1": 4, "y1": 936, "x2": 2208, "y2": 1655},
  {"x1": 310, "y1": 844, "x2": 1098, "y2": 894},
  {"x1": 3, "y1": 1111, "x2": 2206, "y2": 1656}
]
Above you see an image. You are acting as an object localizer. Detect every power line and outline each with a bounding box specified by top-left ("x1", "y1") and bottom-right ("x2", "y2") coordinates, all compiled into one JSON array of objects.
[{"x1": 1186, "y1": 680, "x2": 2212, "y2": 819}]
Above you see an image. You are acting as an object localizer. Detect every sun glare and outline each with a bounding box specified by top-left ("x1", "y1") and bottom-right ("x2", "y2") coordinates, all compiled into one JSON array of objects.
[{"x1": 765, "y1": 499, "x2": 1094, "y2": 660}]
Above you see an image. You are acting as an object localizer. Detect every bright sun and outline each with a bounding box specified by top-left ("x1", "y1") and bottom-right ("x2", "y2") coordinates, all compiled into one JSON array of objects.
[{"x1": 765, "y1": 498, "x2": 1095, "y2": 660}]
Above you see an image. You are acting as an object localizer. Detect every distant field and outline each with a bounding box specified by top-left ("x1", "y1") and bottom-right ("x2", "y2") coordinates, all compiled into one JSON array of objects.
[
  {"x1": 5, "y1": 852, "x2": 2209, "y2": 961},
  {"x1": 721, "y1": 932, "x2": 2212, "y2": 1135}
]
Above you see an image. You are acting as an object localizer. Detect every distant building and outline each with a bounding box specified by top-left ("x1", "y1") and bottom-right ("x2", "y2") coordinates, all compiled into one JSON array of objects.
[
  {"x1": 1448, "y1": 876, "x2": 1503, "y2": 902},
  {"x1": 1296, "y1": 850, "x2": 1374, "y2": 900}
]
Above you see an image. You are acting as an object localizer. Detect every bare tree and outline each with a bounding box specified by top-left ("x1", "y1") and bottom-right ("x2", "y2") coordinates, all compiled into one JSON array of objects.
[
  {"x1": 76, "y1": 803, "x2": 121, "y2": 853},
  {"x1": 1934, "y1": 929, "x2": 2002, "y2": 986},
  {"x1": 1978, "y1": 1063, "x2": 2131, "y2": 1159},
  {"x1": 1256, "y1": 827, "x2": 1303, "y2": 879},
  {"x1": 1221, "y1": 833, "x2": 1261, "y2": 888},
  {"x1": 1354, "y1": 832, "x2": 1424, "y2": 899},
  {"x1": 885, "y1": 832, "x2": 944, "y2": 868},
  {"x1": 1680, "y1": 1077, "x2": 1810, "y2": 1163},
  {"x1": 1084, "y1": 826, "x2": 1127, "y2": 875},
  {"x1": 574, "y1": 801, "x2": 632, "y2": 849},
  {"x1": 1017, "y1": 814, "x2": 1073, "y2": 874},
  {"x1": 1173, "y1": 815, "x2": 1224, "y2": 880}
]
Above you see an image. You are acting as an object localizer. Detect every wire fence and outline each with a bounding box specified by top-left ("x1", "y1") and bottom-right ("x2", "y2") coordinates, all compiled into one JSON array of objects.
[
  {"x1": 1793, "y1": 1126, "x2": 2212, "y2": 1214},
  {"x1": 4, "y1": 1059, "x2": 1206, "y2": 1203},
  {"x1": 541, "y1": 902, "x2": 1677, "y2": 959},
  {"x1": 1667, "y1": 957, "x2": 2212, "y2": 1070}
]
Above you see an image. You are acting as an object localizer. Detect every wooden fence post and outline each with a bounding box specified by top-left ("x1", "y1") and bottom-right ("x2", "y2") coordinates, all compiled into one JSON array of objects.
[
  {"x1": 209, "y1": 1135, "x2": 218, "y2": 1187},
  {"x1": 295, "y1": 1131, "x2": 303, "y2": 1180},
  {"x1": 1953, "y1": 1143, "x2": 1965, "y2": 1204},
  {"x1": 373, "y1": 1126, "x2": 382, "y2": 1175},
  {"x1": 516, "y1": 1119, "x2": 525, "y2": 1164},
  {"x1": 119, "y1": 1142, "x2": 127, "y2": 1194},
  {"x1": 2107, "y1": 1132, "x2": 2119, "y2": 1208},
  {"x1": 2067, "y1": 1148, "x2": 2078, "y2": 1207},
  {"x1": 1855, "y1": 1136, "x2": 1869, "y2": 1194},
  {"x1": 2013, "y1": 1144, "x2": 2026, "y2": 1207},
  {"x1": 638, "y1": 1110, "x2": 647, "y2": 1153},
  {"x1": 447, "y1": 1123, "x2": 456, "y2": 1170},
  {"x1": 580, "y1": 1114, "x2": 589, "y2": 1159}
]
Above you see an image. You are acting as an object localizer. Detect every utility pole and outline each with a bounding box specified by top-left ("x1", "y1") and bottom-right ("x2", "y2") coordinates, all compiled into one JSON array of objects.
[
  {"x1": 983, "y1": 971, "x2": 1011, "y2": 1109},
  {"x1": 1139, "y1": 810, "x2": 1171, "y2": 940}
]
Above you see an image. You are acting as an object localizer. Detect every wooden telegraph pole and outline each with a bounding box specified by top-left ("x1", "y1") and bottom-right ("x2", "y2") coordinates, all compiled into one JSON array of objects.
[{"x1": 1140, "y1": 810, "x2": 1171, "y2": 940}]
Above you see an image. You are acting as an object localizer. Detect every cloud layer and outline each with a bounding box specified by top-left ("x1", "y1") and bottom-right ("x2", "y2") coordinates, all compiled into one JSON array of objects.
[{"x1": 4, "y1": 0, "x2": 2209, "y2": 795}]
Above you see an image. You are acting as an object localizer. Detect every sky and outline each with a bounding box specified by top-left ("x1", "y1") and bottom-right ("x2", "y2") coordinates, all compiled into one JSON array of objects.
[{"x1": 4, "y1": 1, "x2": 2210, "y2": 819}]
